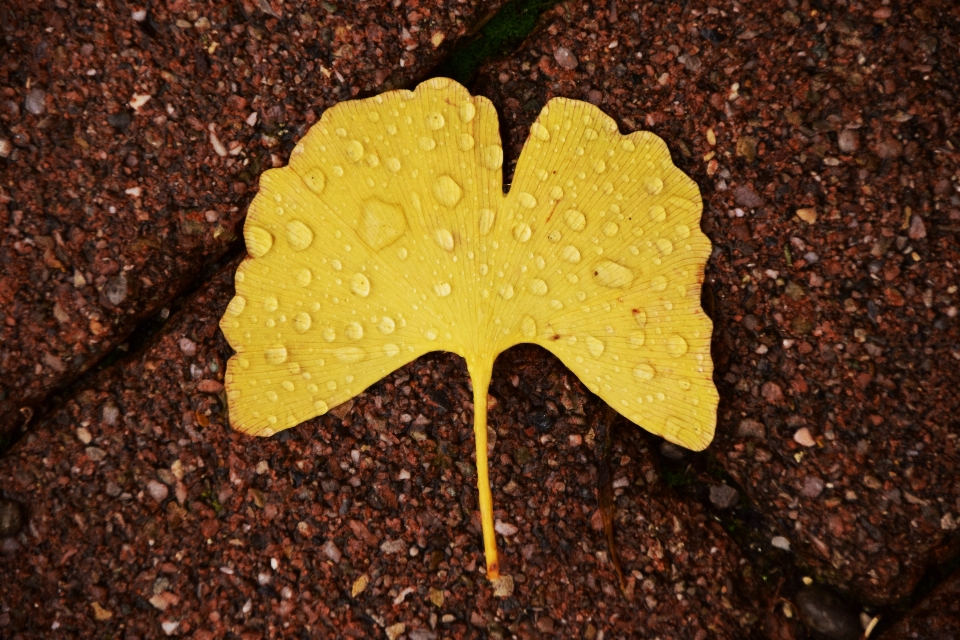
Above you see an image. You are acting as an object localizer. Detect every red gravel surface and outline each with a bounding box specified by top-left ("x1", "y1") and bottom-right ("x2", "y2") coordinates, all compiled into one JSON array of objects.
[
  {"x1": 0, "y1": 261, "x2": 762, "y2": 638},
  {"x1": 473, "y1": 0, "x2": 960, "y2": 608},
  {"x1": 0, "y1": 0, "x2": 503, "y2": 438}
]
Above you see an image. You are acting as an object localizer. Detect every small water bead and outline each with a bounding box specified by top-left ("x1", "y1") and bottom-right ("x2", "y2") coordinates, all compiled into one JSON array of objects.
[
  {"x1": 518, "y1": 192, "x2": 537, "y2": 209},
  {"x1": 498, "y1": 284, "x2": 515, "y2": 300},
  {"x1": 383, "y1": 343, "x2": 400, "y2": 357},
  {"x1": 265, "y1": 318, "x2": 276, "y2": 328},
  {"x1": 378, "y1": 316, "x2": 396, "y2": 334},
  {"x1": 331, "y1": 165, "x2": 344, "y2": 177},
  {"x1": 650, "y1": 276, "x2": 668, "y2": 292},
  {"x1": 586, "y1": 336, "x2": 605, "y2": 357},
  {"x1": 345, "y1": 140, "x2": 364, "y2": 162},
  {"x1": 482, "y1": 145, "x2": 503, "y2": 170},
  {"x1": 425, "y1": 329, "x2": 438, "y2": 341},
  {"x1": 550, "y1": 300, "x2": 564, "y2": 310},
  {"x1": 678, "y1": 379, "x2": 692, "y2": 391},
  {"x1": 561, "y1": 245, "x2": 581, "y2": 263},
  {"x1": 263, "y1": 296, "x2": 278, "y2": 312},
  {"x1": 285, "y1": 220, "x2": 314, "y2": 251},
  {"x1": 281, "y1": 381, "x2": 295, "y2": 392},
  {"x1": 594, "y1": 160, "x2": 606, "y2": 174},
  {"x1": 535, "y1": 168, "x2": 549, "y2": 181},
  {"x1": 265, "y1": 345, "x2": 288, "y2": 365},
  {"x1": 434, "y1": 282, "x2": 452, "y2": 297},
  {"x1": 603, "y1": 222, "x2": 619, "y2": 237},
  {"x1": 226, "y1": 296, "x2": 246, "y2": 316},
  {"x1": 531, "y1": 122, "x2": 550, "y2": 141},
  {"x1": 629, "y1": 331, "x2": 646, "y2": 347},
  {"x1": 633, "y1": 310, "x2": 647, "y2": 327},
  {"x1": 323, "y1": 328, "x2": 336, "y2": 342},
  {"x1": 344, "y1": 322, "x2": 364, "y2": 341},
  {"x1": 425, "y1": 112, "x2": 445, "y2": 130},
  {"x1": 656, "y1": 238, "x2": 674, "y2": 255},
  {"x1": 330, "y1": 260, "x2": 342, "y2": 271},
  {"x1": 435, "y1": 229, "x2": 455, "y2": 251},
  {"x1": 565, "y1": 210, "x2": 586, "y2": 231},
  {"x1": 459, "y1": 133, "x2": 475, "y2": 151},
  {"x1": 433, "y1": 175, "x2": 463, "y2": 207},
  {"x1": 593, "y1": 260, "x2": 634, "y2": 289},
  {"x1": 326, "y1": 381, "x2": 337, "y2": 391},
  {"x1": 633, "y1": 364, "x2": 655, "y2": 380},
  {"x1": 648, "y1": 205, "x2": 666, "y2": 223},
  {"x1": 334, "y1": 347, "x2": 364, "y2": 363},
  {"x1": 521, "y1": 316, "x2": 537, "y2": 338},
  {"x1": 314, "y1": 400, "x2": 329, "y2": 414},
  {"x1": 666, "y1": 335, "x2": 689, "y2": 357},
  {"x1": 621, "y1": 139, "x2": 636, "y2": 152},
  {"x1": 288, "y1": 362, "x2": 301, "y2": 375},
  {"x1": 645, "y1": 176, "x2": 664, "y2": 195},
  {"x1": 350, "y1": 273, "x2": 371, "y2": 297},
  {"x1": 547, "y1": 230, "x2": 562, "y2": 243},
  {"x1": 335, "y1": 127, "x2": 348, "y2": 137},
  {"x1": 549, "y1": 186, "x2": 563, "y2": 200},
  {"x1": 459, "y1": 101, "x2": 476, "y2": 123},
  {"x1": 296, "y1": 268, "x2": 312, "y2": 287},
  {"x1": 236, "y1": 357, "x2": 250, "y2": 369},
  {"x1": 294, "y1": 312, "x2": 312, "y2": 334},
  {"x1": 245, "y1": 226, "x2": 274, "y2": 258},
  {"x1": 303, "y1": 168, "x2": 326, "y2": 194},
  {"x1": 235, "y1": 271, "x2": 245, "y2": 283},
  {"x1": 266, "y1": 390, "x2": 278, "y2": 402},
  {"x1": 513, "y1": 223, "x2": 532, "y2": 243},
  {"x1": 479, "y1": 209, "x2": 496, "y2": 235},
  {"x1": 419, "y1": 136, "x2": 437, "y2": 151},
  {"x1": 386, "y1": 157, "x2": 401, "y2": 172},
  {"x1": 535, "y1": 255, "x2": 546, "y2": 269},
  {"x1": 529, "y1": 279, "x2": 548, "y2": 296}
]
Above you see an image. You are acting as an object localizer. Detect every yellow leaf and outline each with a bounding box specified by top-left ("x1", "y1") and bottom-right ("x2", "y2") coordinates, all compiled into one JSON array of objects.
[{"x1": 220, "y1": 77, "x2": 718, "y2": 583}]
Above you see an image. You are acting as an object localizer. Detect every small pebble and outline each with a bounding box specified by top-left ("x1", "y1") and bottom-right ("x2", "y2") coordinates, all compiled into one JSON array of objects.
[
  {"x1": 25, "y1": 88, "x2": 46, "y2": 115},
  {"x1": 733, "y1": 185, "x2": 763, "y2": 208},
  {"x1": 495, "y1": 520, "x2": 519, "y2": 536},
  {"x1": 146, "y1": 480, "x2": 169, "y2": 502},
  {"x1": 771, "y1": 536, "x2": 791, "y2": 551},
  {"x1": 796, "y1": 208, "x2": 817, "y2": 224},
  {"x1": 837, "y1": 129, "x2": 858, "y2": 153},
  {"x1": 801, "y1": 476, "x2": 825, "y2": 498},
  {"x1": 178, "y1": 337, "x2": 197, "y2": 356},
  {"x1": 659, "y1": 441, "x2": 686, "y2": 460},
  {"x1": 794, "y1": 428, "x2": 816, "y2": 447},
  {"x1": 709, "y1": 484, "x2": 739, "y2": 509},
  {"x1": 322, "y1": 540, "x2": 342, "y2": 563},
  {"x1": 554, "y1": 46, "x2": 579, "y2": 70},
  {"x1": 0, "y1": 500, "x2": 23, "y2": 538},
  {"x1": 737, "y1": 419, "x2": 765, "y2": 439},
  {"x1": 908, "y1": 214, "x2": 926, "y2": 240}
]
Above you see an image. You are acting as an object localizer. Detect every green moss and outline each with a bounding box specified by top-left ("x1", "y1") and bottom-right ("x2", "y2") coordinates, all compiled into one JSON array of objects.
[{"x1": 437, "y1": 0, "x2": 560, "y2": 85}]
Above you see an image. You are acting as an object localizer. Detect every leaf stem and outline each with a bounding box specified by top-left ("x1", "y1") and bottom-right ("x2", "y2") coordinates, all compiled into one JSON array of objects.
[{"x1": 468, "y1": 356, "x2": 500, "y2": 581}]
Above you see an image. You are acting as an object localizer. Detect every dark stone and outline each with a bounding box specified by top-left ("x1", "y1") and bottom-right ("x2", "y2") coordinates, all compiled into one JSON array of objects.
[{"x1": 794, "y1": 586, "x2": 862, "y2": 640}]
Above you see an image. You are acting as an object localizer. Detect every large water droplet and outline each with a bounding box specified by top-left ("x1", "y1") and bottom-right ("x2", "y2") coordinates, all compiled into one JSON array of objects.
[
  {"x1": 645, "y1": 176, "x2": 664, "y2": 195},
  {"x1": 479, "y1": 209, "x2": 496, "y2": 235},
  {"x1": 521, "y1": 316, "x2": 537, "y2": 338},
  {"x1": 603, "y1": 222, "x2": 619, "y2": 237},
  {"x1": 425, "y1": 112, "x2": 445, "y2": 130},
  {"x1": 296, "y1": 268, "x2": 312, "y2": 287},
  {"x1": 263, "y1": 296, "x2": 278, "y2": 312},
  {"x1": 513, "y1": 223, "x2": 532, "y2": 243},
  {"x1": 334, "y1": 347, "x2": 364, "y2": 363},
  {"x1": 498, "y1": 284, "x2": 515, "y2": 300},
  {"x1": 370, "y1": 319, "x2": 393, "y2": 338},
  {"x1": 586, "y1": 336, "x2": 605, "y2": 357},
  {"x1": 433, "y1": 175, "x2": 463, "y2": 208},
  {"x1": 226, "y1": 296, "x2": 246, "y2": 316},
  {"x1": 345, "y1": 322, "x2": 364, "y2": 340},
  {"x1": 565, "y1": 210, "x2": 586, "y2": 231},
  {"x1": 549, "y1": 186, "x2": 563, "y2": 200},
  {"x1": 656, "y1": 238, "x2": 674, "y2": 255},
  {"x1": 459, "y1": 133, "x2": 475, "y2": 150},
  {"x1": 386, "y1": 157, "x2": 401, "y2": 172},
  {"x1": 593, "y1": 260, "x2": 634, "y2": 288},
  {"x1": 561, "y1": 245, "x2": 581, "y2": 263},
  {"x1": 245, "y1": 226, "x2": 274, "y2": 258},
  {"x1": 293, "y1": 312, "x2": 311, "y2": 334},
  {"x1": 360, "y1": 199, "x2": 408, "y2": 250},
  {"x1": 350, "y1": 273, "x2": 371, "y2": 297},
  {"x1": 419, "y1": 136, "x2": 437, "y2": 151},
  {"x1": 435, "y1": 229, "x2": 455, "y2": 251},
  {"x1": 633, "y1": 364, "x2": 655, "y2": 380},
  {"x1": 650, "y1": 276, "x2": 668, "y2": 291},
  {"x1": 531, "y1": 122, "x2": 550, "y2": 141},
  {"x1": 459, "y1": 101, "x2": 476, "y2": 123},
  {"x1": 265, "y1": 345, "x2": 288, "y2": 365},
  {"x1": 346, "y1": 140, "x2": 364, "y2": 162},
  {"x1": 666, "y1": 335, "x2": 688, "y2": 357},
  {"x1": 303, "y1": 168, "x2": 326, "y2": 194},
  {"x1": 286, "y1": 220, "x2": 314, "y2": 250},
  {"x1": 529, "y1": 279, "x2": 548, "y2": 296},
  {"x1": 314, "y1": 399, "x2": 329, "y2": 414},
  {"x1": 434, "y1": 282, "x2": 452, "y2": 297},
  {"x1": 676, "y1": 224, "x2": 690, "y2": 239},
  {"x1": 629, "y1": 331, "x2": 645, "y2": 346},
  {"x1": 482, "y1": 145, "x2": 503, "y2": 170},
  {"x1": 383, "y1": 343, "x2": 400, "y2": 357},
  {"x1": 323, "y1": 328, "x2": 336, "y2": 342},
  {"x1": 648, "y1": 205, "x2": 666, "y2": 222},
  {"x1": 584, "y1": 128, "x2": 598, "y2": 141},
  {"x1": 518, "y1": 192, "x2": 537, "y2": 209},
  {"x1": 594, "y1": 160, "x2": 606, "y2": 173}
]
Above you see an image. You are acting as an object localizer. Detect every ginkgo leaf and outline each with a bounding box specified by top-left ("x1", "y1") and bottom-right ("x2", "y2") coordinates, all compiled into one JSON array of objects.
[{"x1": 219, "y1": 77, "x2": 718, "y2": 584}]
